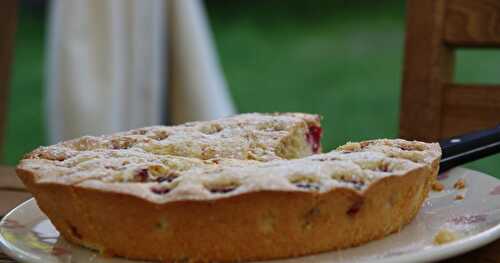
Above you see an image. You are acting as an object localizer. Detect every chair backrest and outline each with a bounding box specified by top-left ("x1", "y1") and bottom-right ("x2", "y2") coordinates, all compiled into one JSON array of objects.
[
  {"x1": 399, "y1": 0, "x2": 500, "y2": 142},
  {"x1": 0, "y1": 0, "x2": 17, "y2": 159}
]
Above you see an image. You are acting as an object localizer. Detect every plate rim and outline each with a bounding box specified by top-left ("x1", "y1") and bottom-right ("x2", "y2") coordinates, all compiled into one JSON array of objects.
[
  {"x1": 0, "y1": 198, "x2": 41, "y2": 263},
  {"x1": 1, "y1": 168, "x2": 500, "y2": 263}
]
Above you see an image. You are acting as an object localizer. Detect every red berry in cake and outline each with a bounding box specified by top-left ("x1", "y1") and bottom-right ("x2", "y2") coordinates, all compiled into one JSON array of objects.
[
  {"x1": 151, "y1": 187, "x2": 171, "y2": 195},
  {"x1": 135, "y1": 169, "x2": 149, "y2": 182},
  {"x1": 306, "y1": 125, "x2": 322, "y2": 153}
]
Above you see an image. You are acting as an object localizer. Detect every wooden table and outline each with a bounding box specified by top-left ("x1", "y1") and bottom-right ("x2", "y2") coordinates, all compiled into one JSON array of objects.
[
  {"x1": 0, "y1": 166, "x2": 31, "y2": 263},
  {"x1": 0, "y1": 166, "x2": 499, "y2": 262}
]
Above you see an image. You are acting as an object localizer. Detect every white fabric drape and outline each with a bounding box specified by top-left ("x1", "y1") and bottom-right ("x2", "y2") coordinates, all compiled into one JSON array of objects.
[
  {"x1": 47, "y1": 0, "x2": 236, "y2": 143},
  {"x1": 167, "y1": 0, "x2": 235, "y2": 124}
]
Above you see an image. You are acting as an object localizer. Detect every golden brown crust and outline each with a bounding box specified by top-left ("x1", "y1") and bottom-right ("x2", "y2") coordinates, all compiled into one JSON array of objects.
[
  {"x1": 15, "y1": 113, "x2": 442, "y2": 262},
  {"x1": 17, "y1": 157, "x2": 439, "y2": 262}
]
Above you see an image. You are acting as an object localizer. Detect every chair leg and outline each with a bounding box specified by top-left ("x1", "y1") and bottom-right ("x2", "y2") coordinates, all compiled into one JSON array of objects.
[{"x1": 0, "y1": 0, "x2": 18, "y2": 160}]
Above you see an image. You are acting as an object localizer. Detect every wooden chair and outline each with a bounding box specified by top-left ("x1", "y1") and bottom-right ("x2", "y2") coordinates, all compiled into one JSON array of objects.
[
  {"x1": 0, "y1": 1, "x2": 26, "y2": 220},
  {"x1": 0, "y1": 0, "x2": 18, "y2": 159},
  {"x1": 400, "y1": 0, "x2": 500, "y2": 142}
]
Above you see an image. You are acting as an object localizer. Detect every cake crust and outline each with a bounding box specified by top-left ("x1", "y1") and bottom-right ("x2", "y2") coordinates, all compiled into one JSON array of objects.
[
  {"x1": 16, "y1": 113, "x2": 441, "y2": 262},
  {"x1": 17, "y1": 162, "x2": 437, "y2": 262}
]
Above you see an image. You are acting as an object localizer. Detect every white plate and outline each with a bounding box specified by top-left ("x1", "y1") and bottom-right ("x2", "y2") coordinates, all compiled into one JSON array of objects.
[{"x1": 2, "y1": 167, "x2": 500, "y2": 263}]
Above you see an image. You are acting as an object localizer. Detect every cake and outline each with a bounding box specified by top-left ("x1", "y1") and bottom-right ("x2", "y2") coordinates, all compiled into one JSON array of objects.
[{"x1": 16, "y1": 113, "x2": 441, "y2": 262}]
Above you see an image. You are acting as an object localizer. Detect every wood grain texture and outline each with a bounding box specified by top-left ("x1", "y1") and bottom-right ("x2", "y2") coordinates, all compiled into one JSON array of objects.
[
  {"x1": 441, "y1": 84, "x2": 500, "y2": 137},
  {"x1": 0, "y1": 252, "x2": 16, "y2": 263},
  {"x1": 0, "y1": 0, "x2": 17, "y2": 160},
  {"x1": 0, "y1": 190, "x2": 31, "y2": 217},
  {"x1": 0, "y1": 166, "x2": 30, "y2": 263},
  {"x1": 0, "y1": 165, "x2": 24, "y2": 191},
  {"x1": 441, "y1": 239, "x2": 500, "y2": 263},
  {"x1": 399, "y1": 0, "x2": 454, "y2": 142},
  {"x1": 401, "y1": 0, "x2": 500, "y2": 141},
  {"x1": 444, "y1": 0, "x2": 500, "y2": 47},
  {"x1": 0, "y1": 166, "x2": 29, "y2": 217}
]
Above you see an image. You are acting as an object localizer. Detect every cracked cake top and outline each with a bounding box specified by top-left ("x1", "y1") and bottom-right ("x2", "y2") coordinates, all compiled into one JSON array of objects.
[{"x1": 17, "y1": 113, "x2": 440, "y2": 203}]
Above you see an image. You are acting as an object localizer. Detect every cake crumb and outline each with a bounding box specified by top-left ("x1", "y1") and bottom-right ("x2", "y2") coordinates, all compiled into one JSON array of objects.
[
  {"x1": 454, "y1": 194, "x2": 464, "y2": 200},
  {"x1": 453, "y1": 179, "x2": 466, "y2": 190},
  {"x1": 432, "y1": 181, "x2": 444, "y2": 192},
  {"x1": 434, "y1": 229, "x2": 458, "y2": 245}
]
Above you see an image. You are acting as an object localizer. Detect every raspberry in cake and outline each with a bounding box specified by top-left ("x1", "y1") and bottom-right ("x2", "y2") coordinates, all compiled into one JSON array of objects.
[{"x1": 16, "y1": 113, "x2": 441, "y2": 262}]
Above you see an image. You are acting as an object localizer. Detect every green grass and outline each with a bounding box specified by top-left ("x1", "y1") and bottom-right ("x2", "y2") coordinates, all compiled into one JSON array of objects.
[
  {"x1": 3, "y1": 9, "x2": 46, "y2": 165},
  {"x1": 206, "y1": 0, "x2": 500, "y2": 176},
  {"x1": 3, "y1": 1, "x2": 499, "y2": 177},
  {"x1": 455, "y1": 50, "x2": 500, "y2": 84}
]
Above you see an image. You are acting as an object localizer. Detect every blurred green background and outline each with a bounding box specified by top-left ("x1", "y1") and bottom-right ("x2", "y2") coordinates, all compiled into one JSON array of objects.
[{"x1": 4, "y1": 0, "x2": 500, "y2": 176}]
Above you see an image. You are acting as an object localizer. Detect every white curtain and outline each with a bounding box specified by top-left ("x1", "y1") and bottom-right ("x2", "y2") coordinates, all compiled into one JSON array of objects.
[
  {"x1": 167, "y1": 0, "x2": 235, "y2": 124},
  {"x1": 47, "y1": 0, "x2": 236, "y2": 143}
]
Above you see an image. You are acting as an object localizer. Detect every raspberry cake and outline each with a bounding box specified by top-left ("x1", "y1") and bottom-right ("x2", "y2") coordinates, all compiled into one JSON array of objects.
[{"x1": 16, "y1": 113, "x2": 441, "y2": 262}]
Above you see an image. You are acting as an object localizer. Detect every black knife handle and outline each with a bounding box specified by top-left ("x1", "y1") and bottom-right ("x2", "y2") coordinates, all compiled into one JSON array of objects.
[{"x1": 439, "y1": 125, "x2": 500, "y2": 173}]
